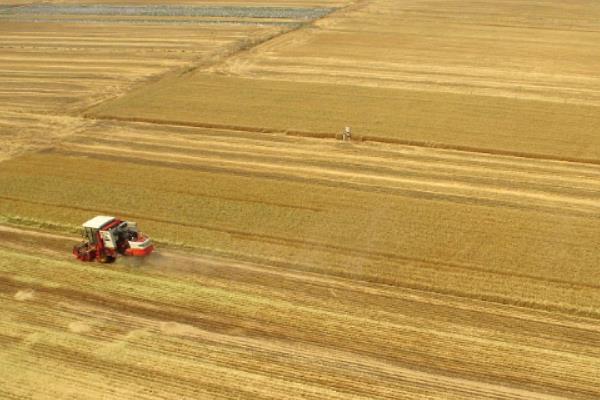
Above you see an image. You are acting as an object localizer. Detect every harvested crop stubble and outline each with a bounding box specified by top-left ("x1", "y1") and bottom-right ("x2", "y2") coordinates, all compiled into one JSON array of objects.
[
  {"x1": 1, "y1": 236, "x2": 600, "y2": 399},
  {"x1": 0, "y1": 22, "x2": 276, "y2": 114},
  {"x1": 0, "y1": 5, "x2": 296, "y2": 160},
  {"x1": 91, "y1": 0, "x2": 600, "y2": 161},
  {"x1": 2, "y1": 0, "x2": 600, "y2": 397},
  {"x1": 218, "y1": 0, "x2": 600, "y2": 106}
]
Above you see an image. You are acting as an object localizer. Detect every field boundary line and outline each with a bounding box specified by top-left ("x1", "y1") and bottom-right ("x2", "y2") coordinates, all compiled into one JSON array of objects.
[
  {"x1": 85, "y1": 114, "x2": 600, "y2": 167},
  {"x1": 199, "y1": 0, "x2": 370, "y2": 74},
  {"x1": 75, "y1": 28, "x2": 294, "y2": 115}
]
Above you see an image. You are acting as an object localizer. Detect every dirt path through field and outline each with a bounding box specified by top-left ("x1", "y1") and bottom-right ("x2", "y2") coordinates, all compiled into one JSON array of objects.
[{"x1": 2, "y1": 223, "x2": 600, "y2": 398}]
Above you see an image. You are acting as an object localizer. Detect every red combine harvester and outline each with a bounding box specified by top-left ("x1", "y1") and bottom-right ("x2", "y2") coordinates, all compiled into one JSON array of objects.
[{"x1": 73, "y1": 216, "x2": 154, "y2": 263}]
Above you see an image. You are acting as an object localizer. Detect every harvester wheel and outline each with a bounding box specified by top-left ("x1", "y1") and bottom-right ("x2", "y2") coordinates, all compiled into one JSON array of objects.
[{"x1": 99, "y1": 255, "x2": 115, "y2": 264}]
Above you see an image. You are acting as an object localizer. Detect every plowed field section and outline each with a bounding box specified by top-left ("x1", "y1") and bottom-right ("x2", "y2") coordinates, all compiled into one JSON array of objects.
[{"x1": 1, "y1": 227, "x2": 600, "y2": 399}]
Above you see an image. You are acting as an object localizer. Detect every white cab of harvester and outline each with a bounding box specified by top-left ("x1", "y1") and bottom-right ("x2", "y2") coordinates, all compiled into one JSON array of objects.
[{"x1": 82, "y1": 215, "x2": 116, "y2": 229}]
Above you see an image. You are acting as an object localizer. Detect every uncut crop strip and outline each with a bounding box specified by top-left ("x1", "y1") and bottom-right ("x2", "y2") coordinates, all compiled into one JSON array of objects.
[
  {"x1": 1, "y1": 229, "x2": 600, "y2": 399},
  {"x1": 89, "y1": 72, "x2": 600, "y2": 163},
  {"x1": 63, "y1": 122, "x2": 600, "y2": 218}
]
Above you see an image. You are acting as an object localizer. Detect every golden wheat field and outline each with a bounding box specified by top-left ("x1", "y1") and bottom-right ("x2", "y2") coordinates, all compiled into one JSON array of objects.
[
  {"x1": 92, "y1": 0, "x2": 600, "y2": 161},
  {"x1": 2, "y1": 0, "x2": 600, "y2": 399}
]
